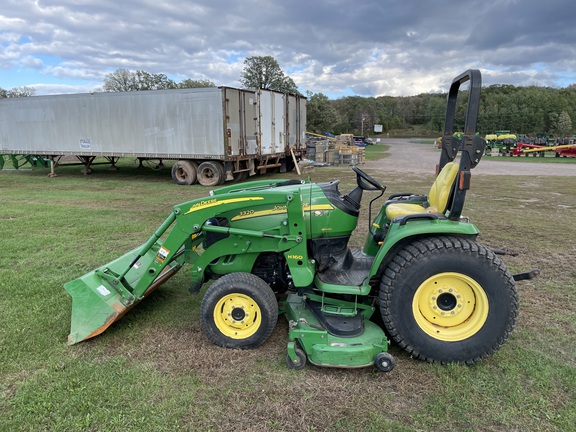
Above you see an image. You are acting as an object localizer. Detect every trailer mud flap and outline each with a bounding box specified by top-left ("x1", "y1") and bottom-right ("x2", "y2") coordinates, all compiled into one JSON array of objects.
[{"x1": 64, "y1": 246, "x2": 182, "y2": 345}]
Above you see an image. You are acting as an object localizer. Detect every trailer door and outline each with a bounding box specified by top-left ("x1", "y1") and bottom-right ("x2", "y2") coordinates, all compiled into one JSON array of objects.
[
  {"x1": 259, "y1": 90, "x2": 285, "y2": 155},
  {"x1": 224, "y1": 88, "x2": 242, "y2": 156}
]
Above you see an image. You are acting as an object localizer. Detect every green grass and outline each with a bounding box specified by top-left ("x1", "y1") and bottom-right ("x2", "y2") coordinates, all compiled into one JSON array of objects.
[
  {"x1": 1, "y1": 161, "x2": 575, "y2": 431},
  {"x1": 364, "y1": 143, "x2": 390, "y2": 161}
]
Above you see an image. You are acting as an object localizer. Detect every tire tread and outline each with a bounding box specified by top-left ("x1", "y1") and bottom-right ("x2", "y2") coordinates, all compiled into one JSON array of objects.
[
  {"x1": 200, "y1": 272, "x2": 278, "y2": 349},
  {"x1": 379, "y1": 236, "x2": 519, "y2": 364}
]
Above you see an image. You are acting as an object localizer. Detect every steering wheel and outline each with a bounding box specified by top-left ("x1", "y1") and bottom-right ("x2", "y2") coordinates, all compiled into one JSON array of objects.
[{"x1": 352, "y1": 166, "x2": 386, "y2": 191}]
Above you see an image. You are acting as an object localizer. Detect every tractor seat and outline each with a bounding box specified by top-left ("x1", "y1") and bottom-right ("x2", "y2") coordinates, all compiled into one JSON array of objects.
[{"x1": 385, "y1": 162, "x2": 459, "y2": 220}]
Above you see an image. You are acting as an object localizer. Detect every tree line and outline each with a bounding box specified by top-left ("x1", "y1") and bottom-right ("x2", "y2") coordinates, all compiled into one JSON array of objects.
[
  {"x1": 2, "y1": 55, "x2": 575, "y2": 136},
  {"x1": 0, "y1": 86, "x2": 36, "y2": 98},
  {"x1": 307, "y1": 84, "x2": 576, "y2": 137},
  {"x1": 0, "y1": 56, "x2": 296, "y2": 96}
]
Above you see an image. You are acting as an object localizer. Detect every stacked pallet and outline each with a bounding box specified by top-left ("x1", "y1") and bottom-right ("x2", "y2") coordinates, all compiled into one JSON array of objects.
[
  {"x1": 334, "y1": 145, "x2": 365, "y2": 165},
  {"x1": 314, "y1": 143, "x2": 336, "y2": 164},
  {"x1": 306, "y1": 140, "x2": 365, "y2": 165}
]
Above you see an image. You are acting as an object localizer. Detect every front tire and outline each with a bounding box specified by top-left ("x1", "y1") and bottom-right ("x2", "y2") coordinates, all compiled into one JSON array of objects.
[
  {"x1": 200, "y1": 273, "x2": 278, "y2": 349},
  {"x1": 379, "y1": 236, "x2": 518, "y2": 364}
]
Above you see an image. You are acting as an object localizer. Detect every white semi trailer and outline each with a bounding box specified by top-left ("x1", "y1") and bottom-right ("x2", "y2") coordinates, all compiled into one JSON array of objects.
[{"x1": 0, "y1": 87, "x2": 306, "y2": 185}]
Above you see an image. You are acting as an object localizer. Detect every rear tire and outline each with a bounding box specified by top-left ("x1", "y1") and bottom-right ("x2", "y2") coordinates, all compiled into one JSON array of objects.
[
  {"x1": 197, "y1": 161, "x2": 225, "y2": 186},
  {"x1": 200, "y1": 273, "x2": 278, "y2": 349},
  {"x1": 171, "y1": 160, "x2": 197, "y2": 185},
  {"x1": 379, "y1": 236, "x2": 518, "y2": 364}
]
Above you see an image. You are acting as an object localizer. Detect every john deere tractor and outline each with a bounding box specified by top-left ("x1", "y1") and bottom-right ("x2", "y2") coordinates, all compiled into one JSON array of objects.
[{"x1": 65, "y1": 70, "x2": 536, "y2": 371}]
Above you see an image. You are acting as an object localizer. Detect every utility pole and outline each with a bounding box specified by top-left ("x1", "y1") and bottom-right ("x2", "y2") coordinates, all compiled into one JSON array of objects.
[{"x1": 361, "y1": 113, "x2": 367, "y2": 136}]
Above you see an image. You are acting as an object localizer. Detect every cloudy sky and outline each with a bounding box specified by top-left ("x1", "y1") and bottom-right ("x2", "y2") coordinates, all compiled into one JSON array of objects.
[{"x1": 1, "y1": 0, "x2": 575, "y2": 98}]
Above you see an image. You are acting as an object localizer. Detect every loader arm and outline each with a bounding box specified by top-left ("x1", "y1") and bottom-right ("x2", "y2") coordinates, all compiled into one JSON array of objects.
[{"x1": 65, "y1": 187, "x2": 315, "y2": 344}]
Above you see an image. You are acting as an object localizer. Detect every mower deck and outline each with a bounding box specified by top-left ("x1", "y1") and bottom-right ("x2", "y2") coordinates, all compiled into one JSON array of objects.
[{"x1": 284, "y1": 293, "x2": 390, "y2": 369}]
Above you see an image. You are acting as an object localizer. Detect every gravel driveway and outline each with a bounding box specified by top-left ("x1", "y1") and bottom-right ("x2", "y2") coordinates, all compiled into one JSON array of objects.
[{"x1": 364, "y1": 139, "x2": 576, "y2": 176}]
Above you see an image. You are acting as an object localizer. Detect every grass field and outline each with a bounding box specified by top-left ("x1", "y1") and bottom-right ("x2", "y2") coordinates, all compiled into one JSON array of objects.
[{"x1": 1, "y1": 156, "x2": 575, "y2": 431}]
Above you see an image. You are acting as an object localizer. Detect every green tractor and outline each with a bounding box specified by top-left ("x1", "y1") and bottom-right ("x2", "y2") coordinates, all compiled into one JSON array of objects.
[{"x1": 65, "y1": 70, "x2": 536, "y2": 371}]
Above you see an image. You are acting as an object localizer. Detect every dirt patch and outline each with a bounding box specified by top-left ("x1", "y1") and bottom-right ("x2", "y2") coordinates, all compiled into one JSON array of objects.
[
  {"x1": 365, "y1": 139, "x2": 576, "y2": 176},
  {"x1": 96, "y1": 321, "x2": 440, "y2": 431}
]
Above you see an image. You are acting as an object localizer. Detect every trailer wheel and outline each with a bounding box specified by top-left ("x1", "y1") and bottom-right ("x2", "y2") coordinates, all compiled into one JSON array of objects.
[
  {"x1": 285, "y1": 157, "x2": 296, "y2": 172},
  {"x1": 379, "y1": 236, "x2": 518, "y2": 364},
  {"x1": 232, "y1": 171, "x2": 249, "y2": 182},
  {"x1": 171, "y1": 160, "x2": 197, "y2": 185},
  {"x1": 200, "y1": 273, "x2": 278, "y2": 349},
  {"x1": 215, "y1": 161, "x2": 226, "y2": 183},
  {"x1": 197, "y1": 161, "x2": 224, "y2": 186}
]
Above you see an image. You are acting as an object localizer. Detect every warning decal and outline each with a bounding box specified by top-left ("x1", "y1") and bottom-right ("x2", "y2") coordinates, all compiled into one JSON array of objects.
[{"x1": 156, "y1": 246, "x2": 170, "y2": 263}]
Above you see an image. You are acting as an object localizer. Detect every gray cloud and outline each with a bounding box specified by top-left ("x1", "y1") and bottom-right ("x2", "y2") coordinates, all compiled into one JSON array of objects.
[{"x1": 1, "y1": 0, "x2": 574, "y2": 96}]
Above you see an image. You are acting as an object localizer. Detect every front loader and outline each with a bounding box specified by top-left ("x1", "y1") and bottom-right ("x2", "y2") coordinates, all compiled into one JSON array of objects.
[{"x1": 65, "y1": 70, "x2": 537, "y2": 371}]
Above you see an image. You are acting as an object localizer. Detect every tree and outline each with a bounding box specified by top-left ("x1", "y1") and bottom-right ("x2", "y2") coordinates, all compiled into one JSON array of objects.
[
  {"x1": 556, "y1": 111, "x2": 572, "y2": 135},
  {"x1": 547, "y1": 112, "x2": 559, "y2": 134},
  {"x1": 240, "y1": 56, "x2": 299, "y2": 93},
  {"x1": 133, "y1": 70, "x2": 176, "y2": 90},
  {"x1": 101, "y1": 68, "x2": 132, "y2": 91},
  {"x1": 178, "y1": 79, "x2": 216, "y2": 89},
  {"x1": 425, "y1": 95, "x2": 446, "y2": 132},
  {"x1": 0, "y1": 86, "x2": 36, "y2": 98},
  {"x1": 102, "y1": 69, "x2": 177, "y2": 91},
  {"x1": 306, "y1": 92, "x2": 340, "y2": 134}
]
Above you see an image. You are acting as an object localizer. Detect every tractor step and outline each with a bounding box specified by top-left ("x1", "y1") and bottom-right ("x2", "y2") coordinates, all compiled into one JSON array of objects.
[
  {"x1": 316, "y1": 269, "x2": 369, "y2": 286},
  {"x1": 316, "y1": 248, "x2": 373, "y2": 286}
]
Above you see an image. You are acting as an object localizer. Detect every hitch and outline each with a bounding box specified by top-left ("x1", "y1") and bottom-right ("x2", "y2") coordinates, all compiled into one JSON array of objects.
[
  {"x1": 489, "y1": 248, "x2": 540, "y2": 281},
  {"x1": 513, "y1": 269, "x2": 540, "y2": 281}
]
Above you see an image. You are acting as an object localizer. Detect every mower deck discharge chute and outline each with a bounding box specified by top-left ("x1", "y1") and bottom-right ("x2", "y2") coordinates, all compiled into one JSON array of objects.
[{"x1": 65, "y1": 70, "x2": 537, "y2": 371}]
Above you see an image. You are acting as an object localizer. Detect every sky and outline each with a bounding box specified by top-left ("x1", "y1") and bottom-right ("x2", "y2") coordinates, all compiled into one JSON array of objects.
[{"x1": 1, "y1": 0, "x2": 575, "y2": 98}]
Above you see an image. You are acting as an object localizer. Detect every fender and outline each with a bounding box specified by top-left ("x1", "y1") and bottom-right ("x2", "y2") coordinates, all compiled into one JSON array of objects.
[{"x1": 367, "y1": 218, "x2": 479, "y2": 282}]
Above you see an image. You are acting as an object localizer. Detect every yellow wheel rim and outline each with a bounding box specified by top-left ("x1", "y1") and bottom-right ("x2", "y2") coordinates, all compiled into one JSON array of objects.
[
  {"x1": 412, "y1": 272, "x2": 489, "y2": 342},
  {"x1": 213, "y1": 293, "x2": 262, "y2": 339}
]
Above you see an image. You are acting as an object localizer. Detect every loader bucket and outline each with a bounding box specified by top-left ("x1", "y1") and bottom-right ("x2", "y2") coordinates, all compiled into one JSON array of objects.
[{"x1": 65, "y1": 245, "x2": 181, "y2": 345}]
